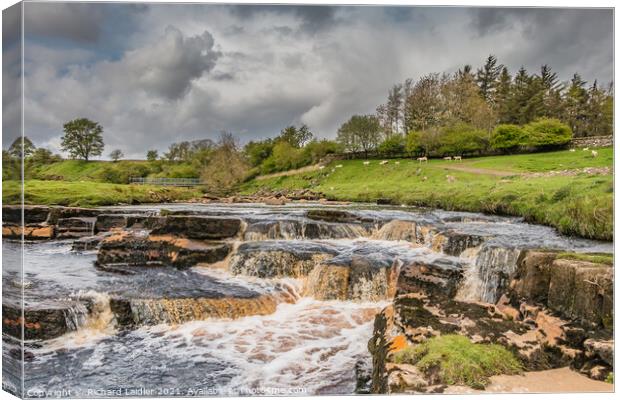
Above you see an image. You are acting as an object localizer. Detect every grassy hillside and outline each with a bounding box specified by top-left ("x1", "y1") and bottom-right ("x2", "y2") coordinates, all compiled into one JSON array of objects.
[
  {"x1": 31, "y1": 160, "x2": 199, "y2": 183},
  {"x1": 242, "y1": 148, "x2": 613, "y2": 241},
  {"x1": 3, "y1": 180, "x2": 201, "y2": 207}
]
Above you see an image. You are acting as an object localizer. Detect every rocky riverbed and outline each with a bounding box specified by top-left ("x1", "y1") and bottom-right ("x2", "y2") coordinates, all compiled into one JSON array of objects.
[{"x1": 2, "y1": 203, "x2": 614, "y2": 396}]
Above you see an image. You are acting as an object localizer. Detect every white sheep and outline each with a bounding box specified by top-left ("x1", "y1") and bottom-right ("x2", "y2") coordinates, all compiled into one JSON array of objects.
[
  {"x1": 583, "y1": 147, "x2": 589, "y2": 151},
  {"x1": 569, "y1": 149, "x2": 576, "y2": 152},
  {"x1": 363, "y1": 161, "x2": 370, "y2": 165},
  {"x1": 395, "y1": 161, "x2": 400, "y2": 165},
  {"x1": 379, "y1": 160, "x2": 389, "y2": 165},
  {"x1": 454, "y1": 156, "x2": 462, "y2": 161},
  {"x1": 443, "y1": 156, "x2": 452, "y2": 161},
  {"x1": 417, "y1": 156, "x2": 428, "y2": 163},
  {"x1": 591, "y1": 150, "x2": 598, "y2": 157},
  {"x1": 319, "y1": 166, "x2": 325, "y2": 170},
  {"x1": 335, "y1": 164, "x2": 343, "y2": 168}
]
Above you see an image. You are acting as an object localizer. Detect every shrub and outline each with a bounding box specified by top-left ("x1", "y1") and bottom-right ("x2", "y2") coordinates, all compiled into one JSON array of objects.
[
  {"x1": 393, "y1": 335, "x2": 522, "y2": 389},
  {"x1": 523, "y1": 118, "x2": 572, "y2": 148},
  {"x1": 405, "y1": 131, "x2": 423, "y2": 155},
  {"x1": 303, "y1": 139, "x2": 342, "y2": 163},
  {"x1": 378, "y1": 135, "x2": 406, "y2": 156},
  {"x1": 437, "y1": 122, "x2": 487, "y2": 156},
  {"x1": 491, "y1": 124, "x2": 526, "y2": 153}
]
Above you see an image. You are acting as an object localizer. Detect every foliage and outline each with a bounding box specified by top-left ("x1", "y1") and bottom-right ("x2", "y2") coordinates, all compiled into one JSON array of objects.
[
  {"x1": 278, "y1": 124, "x2": 313, "y2": 148},
  {"x1": 244, "y1": 139, "x2": 275, "y2": 167},
  {"x1": 393, "y1": 335, "x2": 522, "y2": 389},
  {"x1": 337, "y1": 114, "x2": 381, "y2": 155},
  {"x1": 163, "y1": 139, "x2": 214, "y2": 162},
  {"x1": 146, "y1": 150, "x2": 158, "y2": 161},
  {"x1": 200, "y1": 132, "x2": 249, "y2": 194},
  {"x1": 405, "y1": 131, "x2": 423, "y2": 155},
  {"x1": 9, "y1": 136, "x2": 36, "y2": 158},
  {"x1": 302, "y1": 139, "x2": 342, "y2": 163},
  {"x1": 523, "y1": 118, "x2": 572, "y2": 148},
  {"x1": 61, "y1": 118, "x2": 105, "y2": 161},
  {"x1": 437, "y1": 122, "x2": 487, "y2": 155},
  {"x1": 377, "y1": 135, "x2": 406, "y2": 156},
  {"x1": 491, "y1": 124, "x2": 526, "y2": 153},
  {"x1": 109, "y1": 149, "x2": 124, "y2": 162}
]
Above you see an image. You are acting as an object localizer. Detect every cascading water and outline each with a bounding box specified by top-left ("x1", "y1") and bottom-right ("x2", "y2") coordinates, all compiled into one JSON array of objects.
[
  {"x1": 456, "y1": 245, "x2": 522, "y2": 303},
  {"x1": 6, "y1": 203, "x2": 612, "y2": 397}
]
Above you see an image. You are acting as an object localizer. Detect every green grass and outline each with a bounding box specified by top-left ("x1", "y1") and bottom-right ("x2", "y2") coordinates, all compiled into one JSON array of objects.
[
  {"x1": 241, "y1": 148, "x2": 613, "y2": 241},
  {"x1": 3, "y1": 180, "x2": 202, "y2": 207},
  {"x1": 557, "y1": 252, "x2": 613, "y2": 266},
  {"x1": 393, "y1": 335, "x2": 522, "y2": 389},
  {"x1": 456, "y1": 147, "x2": 613, "y2": 173}
]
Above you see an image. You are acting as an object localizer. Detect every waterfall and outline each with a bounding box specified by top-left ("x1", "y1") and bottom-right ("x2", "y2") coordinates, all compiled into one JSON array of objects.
[{"x1": 456, "y1": 245, "x2": 522, "y2": 303}]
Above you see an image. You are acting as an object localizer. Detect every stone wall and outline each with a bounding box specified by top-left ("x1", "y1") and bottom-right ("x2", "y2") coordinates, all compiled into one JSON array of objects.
[{"x1": 571, "y1": 135, "x2": 613, "y2": 148}]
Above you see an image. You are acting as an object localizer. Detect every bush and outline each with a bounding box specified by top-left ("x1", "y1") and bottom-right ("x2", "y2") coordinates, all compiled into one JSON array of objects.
[
  {"x1": 437, "y1": 122, "x2": 487, "y2": 156},
  {"x1": 523, "y1": 118, "x2": 572, "y2": 148},
  {"x1": 378, "y1": 135, "x2": 406, "y2": 156},
  {"x1": 405, "y1": 131, "x2": 423, "y2": 156},
  {"x1": 491, "y1": 124, "x2": 526, "y2": 153},
  {"x1": 393, "y1": 335, "x2": 522, "y2": 389},
  {"x1": 302, "y1": 139, "x2": 342, "y2": 163}
]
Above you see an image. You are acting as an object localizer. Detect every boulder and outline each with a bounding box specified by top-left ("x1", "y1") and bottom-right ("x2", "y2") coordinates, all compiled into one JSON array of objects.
[
  {"x1": 397, "y1": 259, "x2": 463, "y2": 299},
  {"x1": 431, "y1": 230, "x2": 486, "y2": 256},
  {"x1": 150, "y1": 215, "x2": 242, "y2": 240},
  {"x1": 56, "y1": 217, "x2": 96, "y2": 239},
  {"x1": 2, "y1": 302, "x2": 85, "y2": 340},
  {"x1": 547, "y1": 259, "x2": 612, "y2": 328},
  {"x1": 584, "y1": 338, "x2": 614, "y2": 367}
]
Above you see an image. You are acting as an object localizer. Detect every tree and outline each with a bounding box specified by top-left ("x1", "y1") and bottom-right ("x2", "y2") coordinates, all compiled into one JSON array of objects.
[
  {"x1": 30, "y1": 148, "x2": 61, "y2": 164},
  {"x1": 109, "y1": 149, "x2": 123, "y2": 162},
  {"x1": 436, "y1": 122, "x2": 487, "y2": 156},
  {"x1": 476, "y1": 55, "x2": 502, "y2": 104},
  {"x1": 278, "y1": 124, "x2": 313, "y2": 148},
  {"x1": 490, "y1": 124, "x2": 526, "y2": 153},
  {"x1": 146, "y1": 150, "x2": 159, "y2": 161},
  {"x1": 405, "y1": 131, "x2": 423, "y2": 156},
  {"x1": 403, "y1": 73, "x2": 444, "y2": 132},
  {"x1": 336, "y1": 115, "x2": 381, "y2": 157},
  {"x1": 200, "y1": 132, "x2": 249, "y2": 193},
  {"x1": 564, "y1": 73, "x2": 589, "y2": 137},
  {"x1": 244, "y1": 139, "x2": 274, "y2": 167},
  {"x1": 9, "y1": 136, "x2": 35, "y2": 158},
  {"x1": 60, "y1": 118, "x2": 104, "y2": 161}
]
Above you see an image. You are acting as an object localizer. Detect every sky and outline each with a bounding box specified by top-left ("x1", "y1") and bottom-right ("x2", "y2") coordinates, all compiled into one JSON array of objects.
[{"x1": 2, "y1": 3, "x2": 614, "y2": 159}]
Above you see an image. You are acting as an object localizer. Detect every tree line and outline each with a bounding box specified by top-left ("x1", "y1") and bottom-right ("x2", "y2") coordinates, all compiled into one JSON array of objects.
[{"x1": 337, "y1": 55, "x2": 613, "y2": 157}]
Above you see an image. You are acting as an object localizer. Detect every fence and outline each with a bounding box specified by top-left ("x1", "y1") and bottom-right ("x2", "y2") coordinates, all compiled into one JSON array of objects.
[{"x1": 129, "y1": 177, "x2": 202, "y2": 187}]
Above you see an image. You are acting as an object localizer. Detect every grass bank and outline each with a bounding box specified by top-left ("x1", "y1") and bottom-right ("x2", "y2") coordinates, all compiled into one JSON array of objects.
[
  {"x1": 241, "y1": 148, "x2": 613, "y2": 241},
  {"x1": 2, "y1": 180, "x2": 202, "y2": 207},
  {"x1": 394, "y1": 335, "x2": 522, "y2": 389}
]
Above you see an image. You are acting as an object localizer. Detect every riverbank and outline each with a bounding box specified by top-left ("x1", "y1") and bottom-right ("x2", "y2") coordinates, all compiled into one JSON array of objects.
[
  {"x1": 241, "y1": 148, "x2": 613, "y2": 241},
  {"x1": 2, "y1": 180, "x2": 201, "y2": 207}
]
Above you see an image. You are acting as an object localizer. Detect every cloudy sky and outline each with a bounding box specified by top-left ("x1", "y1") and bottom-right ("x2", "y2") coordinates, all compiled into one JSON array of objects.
[{"x1": 2, "y1": 3, "x2": 614, "y2": 159}]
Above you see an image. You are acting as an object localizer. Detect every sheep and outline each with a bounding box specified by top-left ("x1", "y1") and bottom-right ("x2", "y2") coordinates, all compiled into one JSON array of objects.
[
  {"x1": 569, "y1": 149, "x2": 576, "y2": 152},
  {"x1": 417, "y1": 156, "x2": 428, "y2": 163},
  {"x1": 319, "y1": 166, "x2": 325, "y2": 170},
  {"x1": 395, "y1": 161, "x2": 400, "y2": 165},
  {"x1": 443, "y1": 156, "x2": 452, "y2": 161},
  {"x1": 363, "y1": 161, "x2": 370, "y2": 165},
  {"x1": 335, "y1": 164, "x2": 343, "y2": 168},
  {"x1": 591, "y1": 150, "x2": 598, "y2": 157},
  {"x1": 454, "y1": 156, "x2": 462, "y2": 161},
  {"x1": 380, "y1": 160, "x2": 389, "y2": 165},
  {"x1": 446, "y1": 175, "x2": 456, "y2": 183},
  {"x1": 583, "y1": 147, "x2": 589, "y2": 151}
]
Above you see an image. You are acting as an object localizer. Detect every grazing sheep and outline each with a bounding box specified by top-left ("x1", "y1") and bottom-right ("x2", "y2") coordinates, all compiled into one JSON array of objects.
[
  {"x1": 446, "y1": 175, "x2": 456, "y2": 183},
  {"x1": 422, "y1": 176, "x2": 428, "y2": 181},
  {"x1": 363, "y1": 161, "x2": 370, "y2": 165},
  {"x1": 417, "y1": 156, "x2": 428, "y2": 163},
  {"x1": 335, "y1": 164, "x2": 343, "y2": 168},
  {"x1": 395, "y1": 161, "x2": 400, "y2": 165},
  {"x1": 380, "y1": 160, "x2": 389, "y2": 165},
  {"x1": 443, "y1": 156, "x2": 452, "y2": 161},
  {"x1": 454, "y1": 156, "x2": 462, "y2": 161},
  {"x1": 583, "y1": 147, "x2": 589, "y2": 151},
  {"x1": 592, "y1": 150, "x2": 598, "y2": 157},
  {"x1": 319, "y1": 166, "x2": 325, "y2": 170}
]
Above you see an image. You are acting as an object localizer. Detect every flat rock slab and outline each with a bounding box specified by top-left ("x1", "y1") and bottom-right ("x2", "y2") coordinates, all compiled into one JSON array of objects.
[{"x1": 150, "y1": 215, "x2": 242, "y2": 239}]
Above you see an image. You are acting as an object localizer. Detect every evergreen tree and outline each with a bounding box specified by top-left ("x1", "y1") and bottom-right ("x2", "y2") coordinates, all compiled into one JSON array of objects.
[{"x1": 476, "y1": 55, "x2": 503, "y2": 104}]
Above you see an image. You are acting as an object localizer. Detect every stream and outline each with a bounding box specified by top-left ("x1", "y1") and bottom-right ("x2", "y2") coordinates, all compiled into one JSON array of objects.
[{"x1": 2, "y1": 203, "x2": 613, "y2": 397}]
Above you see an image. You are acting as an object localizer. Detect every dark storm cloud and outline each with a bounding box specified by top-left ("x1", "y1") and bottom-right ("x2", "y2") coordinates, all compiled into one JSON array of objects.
[
  {"x1": 228, "y1": 4, "x2": 337, "y2": 34},
  {"x1": 9, "y1": 4, "x2": 614, "y2": 158},
  {"x1": 23, "y1": 3, "x2": 107, "y2": 43}
]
